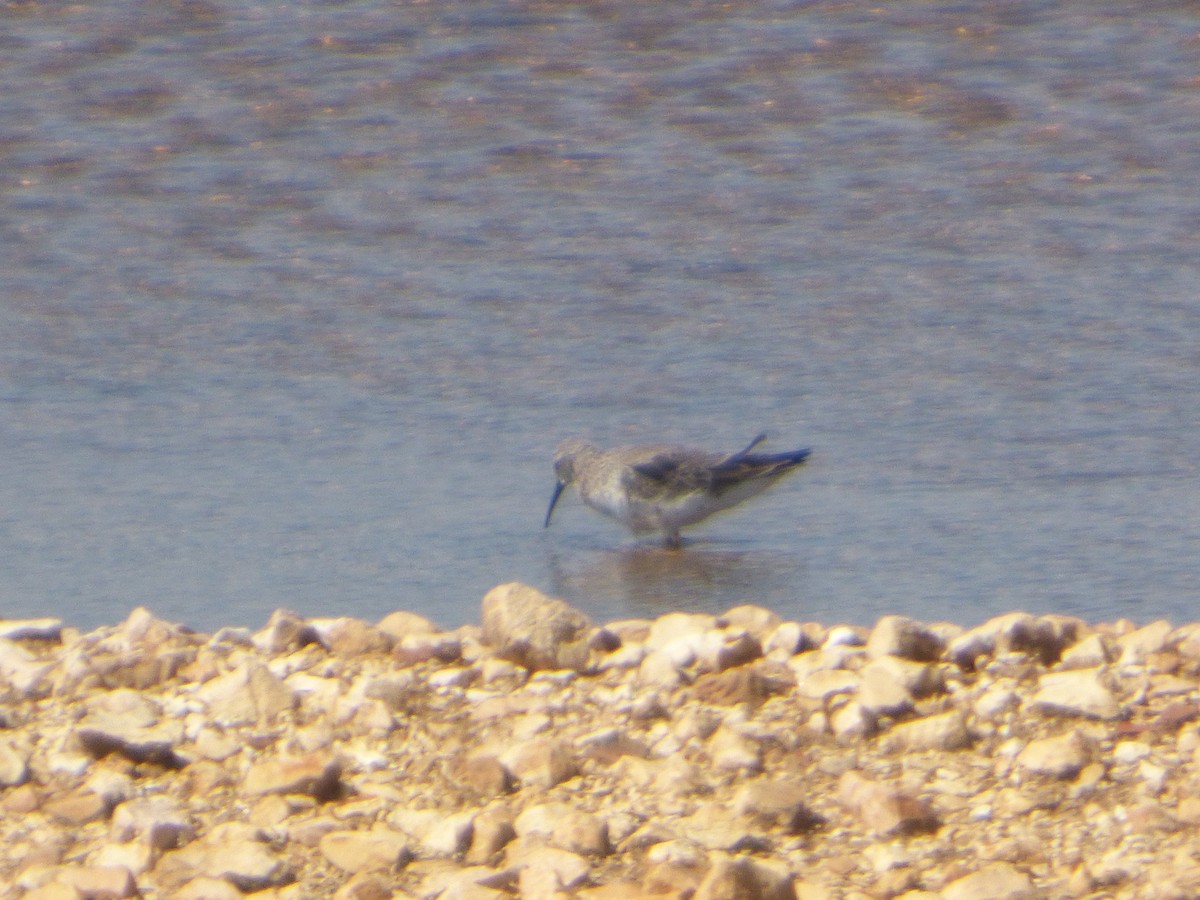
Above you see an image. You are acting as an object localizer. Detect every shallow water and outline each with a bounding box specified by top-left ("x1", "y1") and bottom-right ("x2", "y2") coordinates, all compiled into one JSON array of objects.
[{"x1": 2, "y1": 0, "x2": 1198, "y2": 632}]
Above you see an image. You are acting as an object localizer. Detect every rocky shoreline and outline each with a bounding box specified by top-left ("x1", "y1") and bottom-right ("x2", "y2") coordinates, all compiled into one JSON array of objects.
[{"x1": 2, "y1": 582, "x2": 1199, "y2": 899}]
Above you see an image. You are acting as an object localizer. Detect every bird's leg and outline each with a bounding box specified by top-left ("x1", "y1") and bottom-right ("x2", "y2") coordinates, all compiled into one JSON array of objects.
[{"x1": 663, "y1": 528, "x2": 683, "y2": 550}]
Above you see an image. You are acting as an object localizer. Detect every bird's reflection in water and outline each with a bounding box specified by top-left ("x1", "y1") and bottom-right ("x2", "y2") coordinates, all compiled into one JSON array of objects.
[{"x1": 544, "y1": 538, "x2": 802, "y2": 621}]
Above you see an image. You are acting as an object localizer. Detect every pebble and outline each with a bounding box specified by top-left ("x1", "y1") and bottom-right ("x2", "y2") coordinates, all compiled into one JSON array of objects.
[{"x1": 0, "y1": 587, "x2": 1197, "y2": 896}]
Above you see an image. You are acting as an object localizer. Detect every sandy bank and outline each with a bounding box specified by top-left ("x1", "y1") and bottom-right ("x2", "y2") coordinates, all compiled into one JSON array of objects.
[{"x1": 1, "y1": 582, "x2": 1199, "y2": 899}]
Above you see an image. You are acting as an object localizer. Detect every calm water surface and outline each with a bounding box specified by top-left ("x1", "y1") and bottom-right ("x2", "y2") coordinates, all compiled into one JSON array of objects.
[{"x1": 1, "y1": 1, "x2": 1198, "y2": 632}]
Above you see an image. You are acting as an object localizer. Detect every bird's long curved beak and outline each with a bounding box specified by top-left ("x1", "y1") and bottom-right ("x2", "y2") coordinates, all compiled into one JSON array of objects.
[{"x1": 544, "y1": 480, "x2": 567, "y2": 528}]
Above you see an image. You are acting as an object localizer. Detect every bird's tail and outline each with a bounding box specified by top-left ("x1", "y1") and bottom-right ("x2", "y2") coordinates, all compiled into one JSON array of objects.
[
  {"x1": 713, "y1": 443, "x2": 810, "y2": 487},
  {"x1": 719, "y1": 434, "x2": 810, "y2": 469}
]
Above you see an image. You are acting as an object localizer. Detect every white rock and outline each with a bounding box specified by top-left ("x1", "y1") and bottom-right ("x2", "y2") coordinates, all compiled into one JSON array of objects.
[
  {"x1": 0, "y1": 618, "x2": 63, "y2": 641},
  {"x1": 0, "y1": 740, "x2": 29, "y2": 787},
  {"x1": 1058, "y1": 633, "x2": 1111, "y2": 669},
  {"x1": 794, "y1": 668, "x2": 860, "y2": 701},
  {"x1": 706, "y1": 726, "x2": 762, "y2": 772},
  {"x1": 1015, "y1": 730, "x2": 1094, "y2": 779},
  {"x1": 193, "y1": 662, "x2": 296, "y2": 726},
  {"x1": 764, "y1": 621, "x2": 808, "y2": 656},
  {"x1": 830, "y1": 701, "x2": 875, "y2": 742},
  {"x1": 974, "y1": 684, "x2": 1019, "y2": 720},
  {"x1": 507, "y1": 841, "x2": 591, "y2": 891},
  {"x1": 819, "y1": 625, "x2": 860, "y2": 649},
  {"x1": 0, "y1": 638, "x2": 54, "y2": 697},
  {"x1": 1112, "y1": 741, "x2": 1152, "y2": 765},
  {"x1": 514, "y1": 803, "x2": 608, "y2": 855},
  {"x1": 645, "y1": 613, "x2": 717, "y2": 652},
  {"x1": 1116, "y1": 620, "x2": 1173, "y2": 666},
  {"x1": 637, "y1": 651, "x2": 685, "y2": 690},
  {"x1": 941, "y1": 861, "x2": 1035, "y2": 899},
  {"x1": 1028, "y1": 669, "x2": 1121, "y2": 720},
  {"x1": 110, "y1": 797, "x2": 195, "y2": 850},
  {"x1": 858, "y1": 662, "x2": 915, "y2": 717}
]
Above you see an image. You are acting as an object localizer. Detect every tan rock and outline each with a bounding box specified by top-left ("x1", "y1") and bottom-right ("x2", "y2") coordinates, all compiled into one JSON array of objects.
[
  {"x1": 794, "y1": 668, "x2": 860, "y2": 701},
  {"x1": 331, "y1": 873, "x2": 395, "y2": 900},
  {"x1": 466, "y1": 806, "x2": 517, "y2": 864},
  {"x1": 646, "y1": 612, "x2": 717, "y2": 651},
  {"x1": 793, "y1": 881, "x2": 836, "y2": 900},
  {"x1": 637, "y1": 650, "x2": 686, "y2": 690},
  {"x1": 836, "y1": 771, "x2": 939, "y2": 837},
  {"x1": 866, "y1": 615, "x2": 944, "y2": 661},
  {"x1": 947, "y1": 613, "x2": 1080, "y2": 668},
  {"x1": 707, "y1": 725, "x2": 763, "y2": 772},
  {"x1": 377, "y1": 609, "x2": 437, "y2": 638},
  {"x1": 0, "y1": 739, "x2": 29, "y2": 787},
  {"x1": 88, "y1": 841, "x2": 154, "y2": 878},
  {"x1": 677, "y1": 810, "x2": 770, "y2": 852},
  {"x1": 577, "y1": 727, "x2": 650, "y2": 765},
  {"x1": 764, "y1": 621, "x2": 810, "y2": 656},
  {"x1": 110, "y1": 796, "x2": 195, "y2": 850},
  {"x1": 252, "y1": 608, "x2": 321, "y2": 654},
  {"x1": 43, "y1": 789, "x2": 112, "y2": 826},
  {"x1": 500, "y1": 738, "x2": 578, "y2": 790},
  {"x1": 21, "y1": 884, "x2": 82, "y2": 900},
  {"x1": 393, "y1": 631, "x2": 464, "y2": 666},
  {"x1": 76, "y1": 689, "x2": 182, "y2": 766},
  {"x1": 1058, "y1": 632, "x2": 1111, "y2": 669},
  {"x1": 319, "y1": 828, "x2": 411, "y2": 874},
  {"x1": 718, "y1": 605, "x2": 783, "y2": 640},
  {"x1": 191, "y1": 727, "x2": 241, "y2": 762},
  {"x1": 515, "y1": 802, "x2": 609, "y2": 856},
  {"x1": 309, "y1": 617, "x2": 395, "y2": 656},
  {"x1": 865, "y1": 653, "x2": 945, "y2": 697},
  {"x1": 1116, "y1": 619, "x2": 1173, "y2": 666},
  {"x1": 882, "y1": 710, "x2": 971, "y2": 752},
  {"x1": 194, "y1": 660, "x2": 296, "y2": 726},
  {"x1": 244, "y1": 751, "x2": 341, "y2": 800},
  {"x1": 734, "y1": 777, "x2": 823, "y2": 832},
  {"x1": 508, "y1": 841, "x2": 591, "y2": 892},
  {"x1": 974, "y1": 683, "x2": 1019, "y2": 719},
  {"x1": 576, "y1": 882, "x2": 648, "y2": 899},
  {"x1": 0, "y1": 637, "x2": 58, "y2": 699},
  {"x1": 481, "y1": 582, "x2": 593, "y2": 671},
  {"x1": 941, "y1": 861, "x2": 1035, "y2": 899},
  {"x1": 416, "y1": 862, "x2": 514, "y2": 899},
  {"x1": 697, "y1": 629, "x2": 762, "y2": 673},
  {"x1": 175, "y1": 877, "x2": 245, "y2": 900},
  {"x1": 450, "y1": 753, "x2": 513, "y2": 798},
  {"x1": 694, "y1": 853, "x2": 793, "y2": 900},
  {"x1": 643, "y1": 860, "x2": 706, "y2": 896},
  {"x1": 159, "y1": 823, "x2": 292, "y2": 892},
  {"x1": 830, "y1": 700, "x2": 875, "y2": 742},
  {"x1": 50, "y1": 864, "x2": 138, "y2": 899},
  {"x1": 3, "y1": 781, "x2": 41, "y2": 816},
  {"x1": 389, "y1": 807, "x2": 475, "y2": 857}
]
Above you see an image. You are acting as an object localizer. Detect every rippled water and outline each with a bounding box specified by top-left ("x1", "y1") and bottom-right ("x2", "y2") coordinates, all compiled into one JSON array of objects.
[{"x1": 2, "y1": 0, "x2": 1198, "y2": 632}]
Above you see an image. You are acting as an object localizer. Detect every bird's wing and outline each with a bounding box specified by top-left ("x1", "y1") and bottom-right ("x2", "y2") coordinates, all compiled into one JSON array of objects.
[{"x1": 627, "y1": 450, "x2": 716, "y2": 499}]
